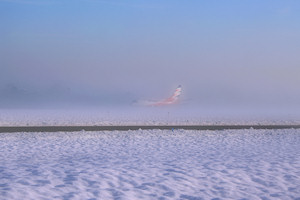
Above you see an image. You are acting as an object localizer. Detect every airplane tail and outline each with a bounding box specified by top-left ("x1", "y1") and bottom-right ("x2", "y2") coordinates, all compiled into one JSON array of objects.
[
  {"x1": 161, "y1": 85, "x2": 182, "y2": 105},
  {"x1": 170, "y1": 85, "x2": 182, "y2": 101},
  {"x1": 134, "y1": 85, "x2": 182, "y2": 106}
]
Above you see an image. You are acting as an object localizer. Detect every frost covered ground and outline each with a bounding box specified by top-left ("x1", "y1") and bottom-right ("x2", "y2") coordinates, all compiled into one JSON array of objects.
[
  {"x1": 0, "y1": 106, "x2": 299, "y2": 126},
  {"x1": 0, "y1": 129, "x2": 299, "y2": 199}
]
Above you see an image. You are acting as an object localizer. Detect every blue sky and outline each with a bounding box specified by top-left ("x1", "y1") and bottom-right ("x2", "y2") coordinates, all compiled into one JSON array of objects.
[{"x1": 0, "y1": 0, "x2": 300, "y2": 106}]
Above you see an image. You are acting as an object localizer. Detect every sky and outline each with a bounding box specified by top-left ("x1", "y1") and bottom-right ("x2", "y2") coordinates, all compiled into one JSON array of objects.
[{"x1": 0, "y1": 0, "x2": 300, "y2": 107}]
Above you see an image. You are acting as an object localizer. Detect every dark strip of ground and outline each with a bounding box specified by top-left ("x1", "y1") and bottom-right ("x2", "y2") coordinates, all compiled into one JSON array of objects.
[{"x1": 0, "y1": 125, "x2": 300, "y2": 133}]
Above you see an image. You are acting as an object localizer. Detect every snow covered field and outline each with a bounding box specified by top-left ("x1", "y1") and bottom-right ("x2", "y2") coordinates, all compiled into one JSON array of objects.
[
  {"x1": 1, "y1": 129, "x2": 299, "y2": 199},
  {"x1": 0, "y1": 107, "x2": 299, "y2": 126}
]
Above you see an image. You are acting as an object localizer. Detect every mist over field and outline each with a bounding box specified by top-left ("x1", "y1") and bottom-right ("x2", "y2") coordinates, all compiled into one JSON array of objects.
[{"x1": 1, "y1": 0, "x2": 300, "y2": 113}]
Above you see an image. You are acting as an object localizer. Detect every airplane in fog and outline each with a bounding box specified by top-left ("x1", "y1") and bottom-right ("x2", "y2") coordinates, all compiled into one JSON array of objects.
[{"x1": 136, "y1": 85, "x2": 182, "y2": 106}]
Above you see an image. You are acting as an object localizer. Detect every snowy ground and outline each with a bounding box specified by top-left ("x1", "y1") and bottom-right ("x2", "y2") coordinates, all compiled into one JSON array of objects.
[
  {"x1": 0, "y1": 106, "x2": 299, "y2": 126},
  {"x1": 0, "y1": 129, "x2": 299, "y2": 199}
]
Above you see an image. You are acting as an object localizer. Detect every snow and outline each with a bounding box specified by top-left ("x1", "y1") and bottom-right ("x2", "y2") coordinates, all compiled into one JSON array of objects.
[
  {"x1": 0, "y1": 106, "x2": 299, "y2": 126},
  {"x1": 1, "y1": 129, "x2": 300, "y2": 199}
]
